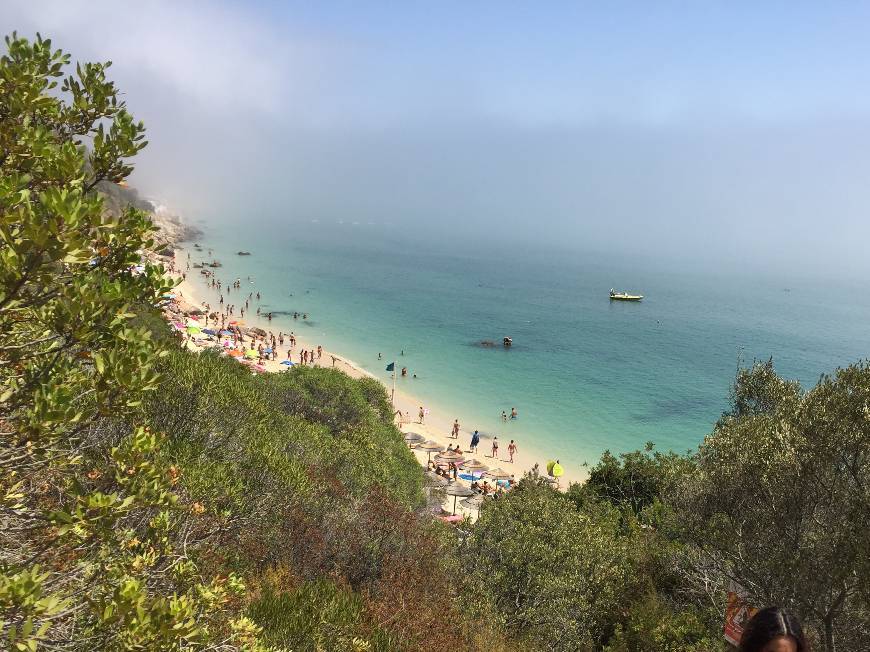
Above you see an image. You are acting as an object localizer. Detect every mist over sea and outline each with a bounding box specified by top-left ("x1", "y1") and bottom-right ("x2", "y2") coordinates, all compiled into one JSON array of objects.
[{"x1": 190, "y1": 220, "x2": 870, "y2": 471}]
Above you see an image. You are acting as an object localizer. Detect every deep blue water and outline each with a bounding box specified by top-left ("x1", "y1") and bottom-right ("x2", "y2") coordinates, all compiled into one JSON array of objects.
[{"x1": 187, "y1": 221, "x2": 869, "y2": 471}]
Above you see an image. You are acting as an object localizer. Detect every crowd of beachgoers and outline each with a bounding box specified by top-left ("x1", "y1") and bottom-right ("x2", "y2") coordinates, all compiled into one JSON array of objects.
[{"x1": 158, "y1": 246, "x2": 568, "y2": 521}]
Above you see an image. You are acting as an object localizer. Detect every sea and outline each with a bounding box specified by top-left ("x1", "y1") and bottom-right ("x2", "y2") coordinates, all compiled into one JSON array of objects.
[{"x1": 185, "y1": 220, "x2": 870, "y2": 472}]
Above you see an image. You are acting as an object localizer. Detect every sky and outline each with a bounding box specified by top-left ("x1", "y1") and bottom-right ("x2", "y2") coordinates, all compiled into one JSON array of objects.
[{"x1": 5, "y1": 1, "x2": 870, "y2": 276}]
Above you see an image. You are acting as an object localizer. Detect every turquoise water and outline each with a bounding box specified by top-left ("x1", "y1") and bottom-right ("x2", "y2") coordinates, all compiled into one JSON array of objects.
[{"x1": 187, "y1": 221, "x2": 869, "y2": 472}]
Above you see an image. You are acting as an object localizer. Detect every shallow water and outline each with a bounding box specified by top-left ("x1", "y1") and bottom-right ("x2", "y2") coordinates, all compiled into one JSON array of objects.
[{"x1": 188, "y1": 221, "x2": 869, "y2": 471}]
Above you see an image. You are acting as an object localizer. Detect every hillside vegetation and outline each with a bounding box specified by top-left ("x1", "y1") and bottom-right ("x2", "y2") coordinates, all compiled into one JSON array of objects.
[{"x1": 2, "y1": 33, "x2": 868, "y2": 651}]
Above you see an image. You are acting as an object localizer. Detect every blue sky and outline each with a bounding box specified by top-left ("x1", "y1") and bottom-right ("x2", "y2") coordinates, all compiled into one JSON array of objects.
[{"x1": 5, "y1": 1, "x2": 870, "y2": 275}]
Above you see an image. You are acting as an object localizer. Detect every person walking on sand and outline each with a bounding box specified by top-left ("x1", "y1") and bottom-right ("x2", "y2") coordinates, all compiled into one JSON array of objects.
[
  {"x1": 418, "y1": 406, "x2": 425, "y2": 424},
  {"x1": 470, "y1": 430, "x2": 480, "y2": 453},
  {"x1": 491, "y1": 436, "x2": 499, "y2": 459},
  {"x1": 508, "y1": 439, "x2": 517, "y2": 463},
  {"x1": 452, "y1": 419, "x2": 460, "y2": 439}
]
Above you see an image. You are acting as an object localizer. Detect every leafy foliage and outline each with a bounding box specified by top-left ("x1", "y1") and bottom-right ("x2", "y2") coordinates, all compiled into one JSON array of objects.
[
  {"x1": 141, "y1": 347, "x2": 479, "y2": 650},
  {"x1": 0, "y1": 33, "x2": 260, "y2": 650},
  {"x1": 461, "y1": 478, "x2": 637, "y2": 650},
  {"x1": 569, "y1": 443, "x2": 694, "y2": 518},
  {"x1": 675, "y1": 360, "x2": 870, "y2": 651}
]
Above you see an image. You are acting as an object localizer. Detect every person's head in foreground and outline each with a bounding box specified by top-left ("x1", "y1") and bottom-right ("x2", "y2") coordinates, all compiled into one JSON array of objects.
[{"x1": 740, "y1": 607, "x2": 807, "y2": 652}]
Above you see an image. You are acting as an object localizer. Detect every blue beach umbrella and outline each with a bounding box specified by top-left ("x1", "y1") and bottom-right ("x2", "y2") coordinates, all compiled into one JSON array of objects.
[
  {"x1": 280, "y1": 360, "x2": 294, "y2": 366},
  {"x1": 202, "y1": 328, "x2": 217, "y2": 336}
]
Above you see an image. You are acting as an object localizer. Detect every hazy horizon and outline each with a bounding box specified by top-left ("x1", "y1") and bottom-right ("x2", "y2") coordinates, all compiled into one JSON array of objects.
[{"x1": 6, "y1": 1, "x2": 870, "y2": 278}]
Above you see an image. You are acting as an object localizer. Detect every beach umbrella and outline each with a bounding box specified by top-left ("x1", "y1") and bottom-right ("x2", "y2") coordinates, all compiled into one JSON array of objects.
[
  {"x1": 460, "y1": 493, "x2": 486, "y2": 517},
  {"x1": 244, "y1": 349, "x2": 258, "y2": 359},
  {"x1": 220, "y1": 329, "x2": 234, "y2": 336},
  {"x1": 461, "y1": 459, "x2": 489, "y2": 473},
  {"x1": 416, "y1": 440, "x2": 444, "y2": 462},
  {"x1": 186, "y1": 326, "x2": 201, "y2": 334},
  {"x1": 434, "y1": 449, "x2": 466, "y2": 466},
  {"x1": 445, "y1": 484, "x2": 474, "y2": 515},
  {"x1": 485, "y1": 468, "x2": 512, "y2": 481},
  {"x1": 424, "y1": 470, "x2": 448, "y2": 487},
  {"x1": 264, "y1": 347, "x2": 273, "y2": 354},
  {"x1": 202, "y1": 328, "x2": 217, "y2": 336},
  {"x1": 227, "y1": 349, "x2": 243, "y2": 357},
  {"x1": 403, "y1": 431, "x2": 426, "y2": 446},
  {"x1": 280, "y1": 360, "x2": 294, "y2": 366}
]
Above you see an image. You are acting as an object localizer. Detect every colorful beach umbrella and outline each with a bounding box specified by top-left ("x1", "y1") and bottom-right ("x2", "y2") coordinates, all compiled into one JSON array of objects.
[
  {"x1": 186, "y1": 326, "x2": 201, "y2": 334},
  {"x1": 227, "y1": 349, "x2": 243, "y2": 357},
  {"x1": 551, "y1": 462, "x2": 564, "y2": 478},
  {"x1": 244, "y1": 349, "x2": 258, "y2": 359}
]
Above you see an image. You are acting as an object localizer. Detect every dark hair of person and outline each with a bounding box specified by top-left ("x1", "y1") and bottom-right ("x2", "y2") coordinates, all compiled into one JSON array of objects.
[{"x1": 739, "y1": 606, "x2": 808, "y2": 652}]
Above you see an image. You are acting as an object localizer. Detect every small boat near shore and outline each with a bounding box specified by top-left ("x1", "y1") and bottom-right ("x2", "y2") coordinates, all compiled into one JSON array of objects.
[{"x1": 610, "y1": 289, "x2": 643, "y2": 301}]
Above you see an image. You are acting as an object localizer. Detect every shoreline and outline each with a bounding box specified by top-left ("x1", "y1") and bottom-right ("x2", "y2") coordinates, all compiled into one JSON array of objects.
[{"x1": 167, "y1": 242, "x2": 584, "y2": 498}]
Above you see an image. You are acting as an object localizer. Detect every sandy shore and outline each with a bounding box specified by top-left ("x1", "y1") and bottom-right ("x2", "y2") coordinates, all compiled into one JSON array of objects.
[{"x1": 168, "y1": 245, "x2": 581, "y2": 517}]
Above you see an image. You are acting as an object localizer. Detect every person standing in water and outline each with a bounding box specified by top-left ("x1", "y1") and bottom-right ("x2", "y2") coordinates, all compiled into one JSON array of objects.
[
  {"x1": 510, "y1": 407, "x2": 518, "y2": 419},
  {"x1": 470, "y1": 430, "x2": 480, "y2": 453},
  {"x1": 501, "y1": 411, "x2": 507, "y2": 422},
  {"x1": 508, "y1": 439, "x2": 518, "y2": 463},
  {"x1": 451, "y1": 419, "x2": 460, "y2": 439}
]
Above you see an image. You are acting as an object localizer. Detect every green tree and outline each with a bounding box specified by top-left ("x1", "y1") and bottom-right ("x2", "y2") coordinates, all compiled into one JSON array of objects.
[
  {"x1": 675, "y1": 360, "x2": 870, "y2": 652},
  {"x1": 603, "y1": 592, "x2": 722, "y2": 652},
  {"x1": 569, "y1": 443, "x2": 694, "y2": 518},
  {"x1": 0, "y1": 33, "x2": 258, "y2": 650},
  {"x1": 461, "y1": 478, "x2": 636, "y2": 650}
]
